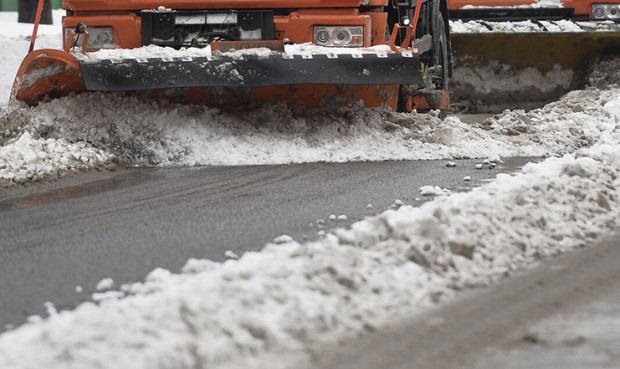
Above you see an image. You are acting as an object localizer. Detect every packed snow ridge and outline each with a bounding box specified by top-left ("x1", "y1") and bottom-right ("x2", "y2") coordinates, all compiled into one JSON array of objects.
[{"x1": 0, "y1": 90, "x2": 619, "y2": 369}]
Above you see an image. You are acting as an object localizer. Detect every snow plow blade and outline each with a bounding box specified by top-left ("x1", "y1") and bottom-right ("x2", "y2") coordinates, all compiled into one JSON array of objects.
[
  {"x1": 449, "y1": 29, "x2": 620, "y2": 111},
  {"x1": 451, "y1": 31, "x2": 620, "y2": 73},
  {"x1": 81, "y1": 53, "x2": 424, "y2": 90},
  {"x1": 12, "y1": 49, "x2": 426, "y2": 109}
]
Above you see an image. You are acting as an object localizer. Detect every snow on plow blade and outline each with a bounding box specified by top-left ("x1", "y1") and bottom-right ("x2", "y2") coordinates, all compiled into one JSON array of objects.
[
  {"x1": 12, "y1": 49, "x2": 424, "y2": 108},
  {"x1": 449, "y1": 29, "x2": 620, "y2": 111}
]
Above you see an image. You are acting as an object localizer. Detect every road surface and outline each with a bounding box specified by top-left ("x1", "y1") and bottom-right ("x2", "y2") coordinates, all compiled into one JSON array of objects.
[{"x1": 0, "y1": 158, "x2": 533, "y2": 328}]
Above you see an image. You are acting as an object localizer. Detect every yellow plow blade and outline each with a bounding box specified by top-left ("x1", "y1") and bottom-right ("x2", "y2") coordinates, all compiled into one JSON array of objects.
[
  {"x1": 451, "y1": 31, "x2": 620, "y2": 72},
  {"x1": 449, "y1": 31, "x2": 620, "y2": 112}
]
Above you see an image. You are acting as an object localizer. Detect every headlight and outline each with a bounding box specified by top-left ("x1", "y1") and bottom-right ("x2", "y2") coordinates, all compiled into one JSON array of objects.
[
  {"x1": 64, "y1": 27, "x2": 117, "y2": 49},
  {"x1": 313, "y1": 26, "x2": 363, "y2": 47},
  {"x1": 591, "y1": 4, "x2": 620, "y2": 19}
]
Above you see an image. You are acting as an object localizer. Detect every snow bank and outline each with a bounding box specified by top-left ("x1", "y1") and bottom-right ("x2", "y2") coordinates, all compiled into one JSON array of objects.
[
  {"x1": 1, "y1": 94, "x2": 619, "y2": 369},
  {"x1": 1, "y1": 83, "x2": 618, "y2": 185}
]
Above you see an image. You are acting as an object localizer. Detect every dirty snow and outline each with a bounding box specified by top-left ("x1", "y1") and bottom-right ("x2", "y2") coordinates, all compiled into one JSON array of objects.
[{"x1": 3, "y1": 81, "x2": 619, "y2": 186}]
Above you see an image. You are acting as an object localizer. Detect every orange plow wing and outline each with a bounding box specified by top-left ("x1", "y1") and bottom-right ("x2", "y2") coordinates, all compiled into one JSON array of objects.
[{"x1": 11, "y1": 49, "x2": 86, "y2": 106}]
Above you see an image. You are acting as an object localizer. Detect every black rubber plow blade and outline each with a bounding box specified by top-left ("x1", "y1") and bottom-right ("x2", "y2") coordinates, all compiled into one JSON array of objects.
[{"x1": 78, "y1": 53, "x2": 425, "y2": 91}]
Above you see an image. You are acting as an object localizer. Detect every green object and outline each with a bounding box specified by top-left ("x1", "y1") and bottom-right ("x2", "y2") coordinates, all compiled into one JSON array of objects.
[
  {"x1": 0, "y1": 0, "x2": 18, "y2": 11},
  {"x1": 0, "y1": 0, "x2": 62, "y2": 11}
]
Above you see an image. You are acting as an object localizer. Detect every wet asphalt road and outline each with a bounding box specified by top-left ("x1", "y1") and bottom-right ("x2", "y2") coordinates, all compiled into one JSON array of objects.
[{"x1": 0, "y1": 158, "x2": 535, "y2": 328}]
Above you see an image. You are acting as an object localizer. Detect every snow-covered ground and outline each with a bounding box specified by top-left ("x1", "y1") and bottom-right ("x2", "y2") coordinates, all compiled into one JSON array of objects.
[
  {"x1": 1, "y1": 10, "x2": 620, "y2": 369},
  {"x1": 0, "y1": 90, "x2": 619, "y2": 369}
]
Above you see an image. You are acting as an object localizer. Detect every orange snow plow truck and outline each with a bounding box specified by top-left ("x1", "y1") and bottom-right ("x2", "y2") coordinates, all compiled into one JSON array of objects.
[{"x1": 12, "y1": 0, "x2": 452, "y2": 112}]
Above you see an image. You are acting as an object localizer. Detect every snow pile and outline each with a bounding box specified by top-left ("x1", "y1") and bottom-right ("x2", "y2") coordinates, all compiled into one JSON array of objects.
[
  {"x1": 0, "y1": 83, "x2": 617, "y2": 184},
  {"x1": 0, "y1": 96, "x2": 619, "y2": 368},
  {"x1": 0, "y1": 130, "x2": 113, "y2": 186},
  {"x1": 479, "y1": 87, "x2": 619, "y2": 154}
]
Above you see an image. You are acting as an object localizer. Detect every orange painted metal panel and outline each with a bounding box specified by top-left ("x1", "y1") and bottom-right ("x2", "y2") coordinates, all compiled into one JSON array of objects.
[
  {"x1": 63, "y1": 0, "x2": 388, "y2": 11},
  {"x1": 64, "y1": 10, "x2": 373, "y2": 48},
  {"x1": 62, "y1": 13, "x2": 142, "y2": 49},
  {"x1": 275, "y1": 9, "x2": 371, "y2": 46}
]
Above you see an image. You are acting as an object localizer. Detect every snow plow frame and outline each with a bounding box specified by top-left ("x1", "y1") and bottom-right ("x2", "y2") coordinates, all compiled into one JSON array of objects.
[{"x1": 12, "y1": 0, "x2": 452, "y2": 111}]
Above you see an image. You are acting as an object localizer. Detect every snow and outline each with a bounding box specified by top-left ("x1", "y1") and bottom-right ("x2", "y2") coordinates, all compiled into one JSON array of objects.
[
  {"x1": 461, "y1": 0, "x2": 563, "y2": 9},
  {"x1": 2, "y1": 81, "x2": 617, "y2": 187},
  {"x1": 450, "y1": 60, "x2": 580, "y2": 113},
  {"x1": 0, "y1": 131, "x2": 114, "y2": 186},
  {"x1": 96, "y1": 278, "x2": 115, "y2": 291},
  {"x1": 419, "y1": 185, "x2": 452, "y2": 196},
  {"x1": 449, "y1": 19, "x2": 619, "y2": 33},
  {"x1": 76, "y1": 43, "x2": 394, "y2": 63},
  {"x1": 225, "y1": 250, "x2": 239, "y2": 259},
  {"x1": 1, "y1": 80, "x2": 618, "y2": 185},
  {"x1": 2, "y1": 110, "x2": 620, "y2": 367},
  {"x1": 273, "y1": 235, "x2": 295, "y2": 244},
  {"x1": 452, "y1": 62, "x2": 573, "y2": 96}
]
